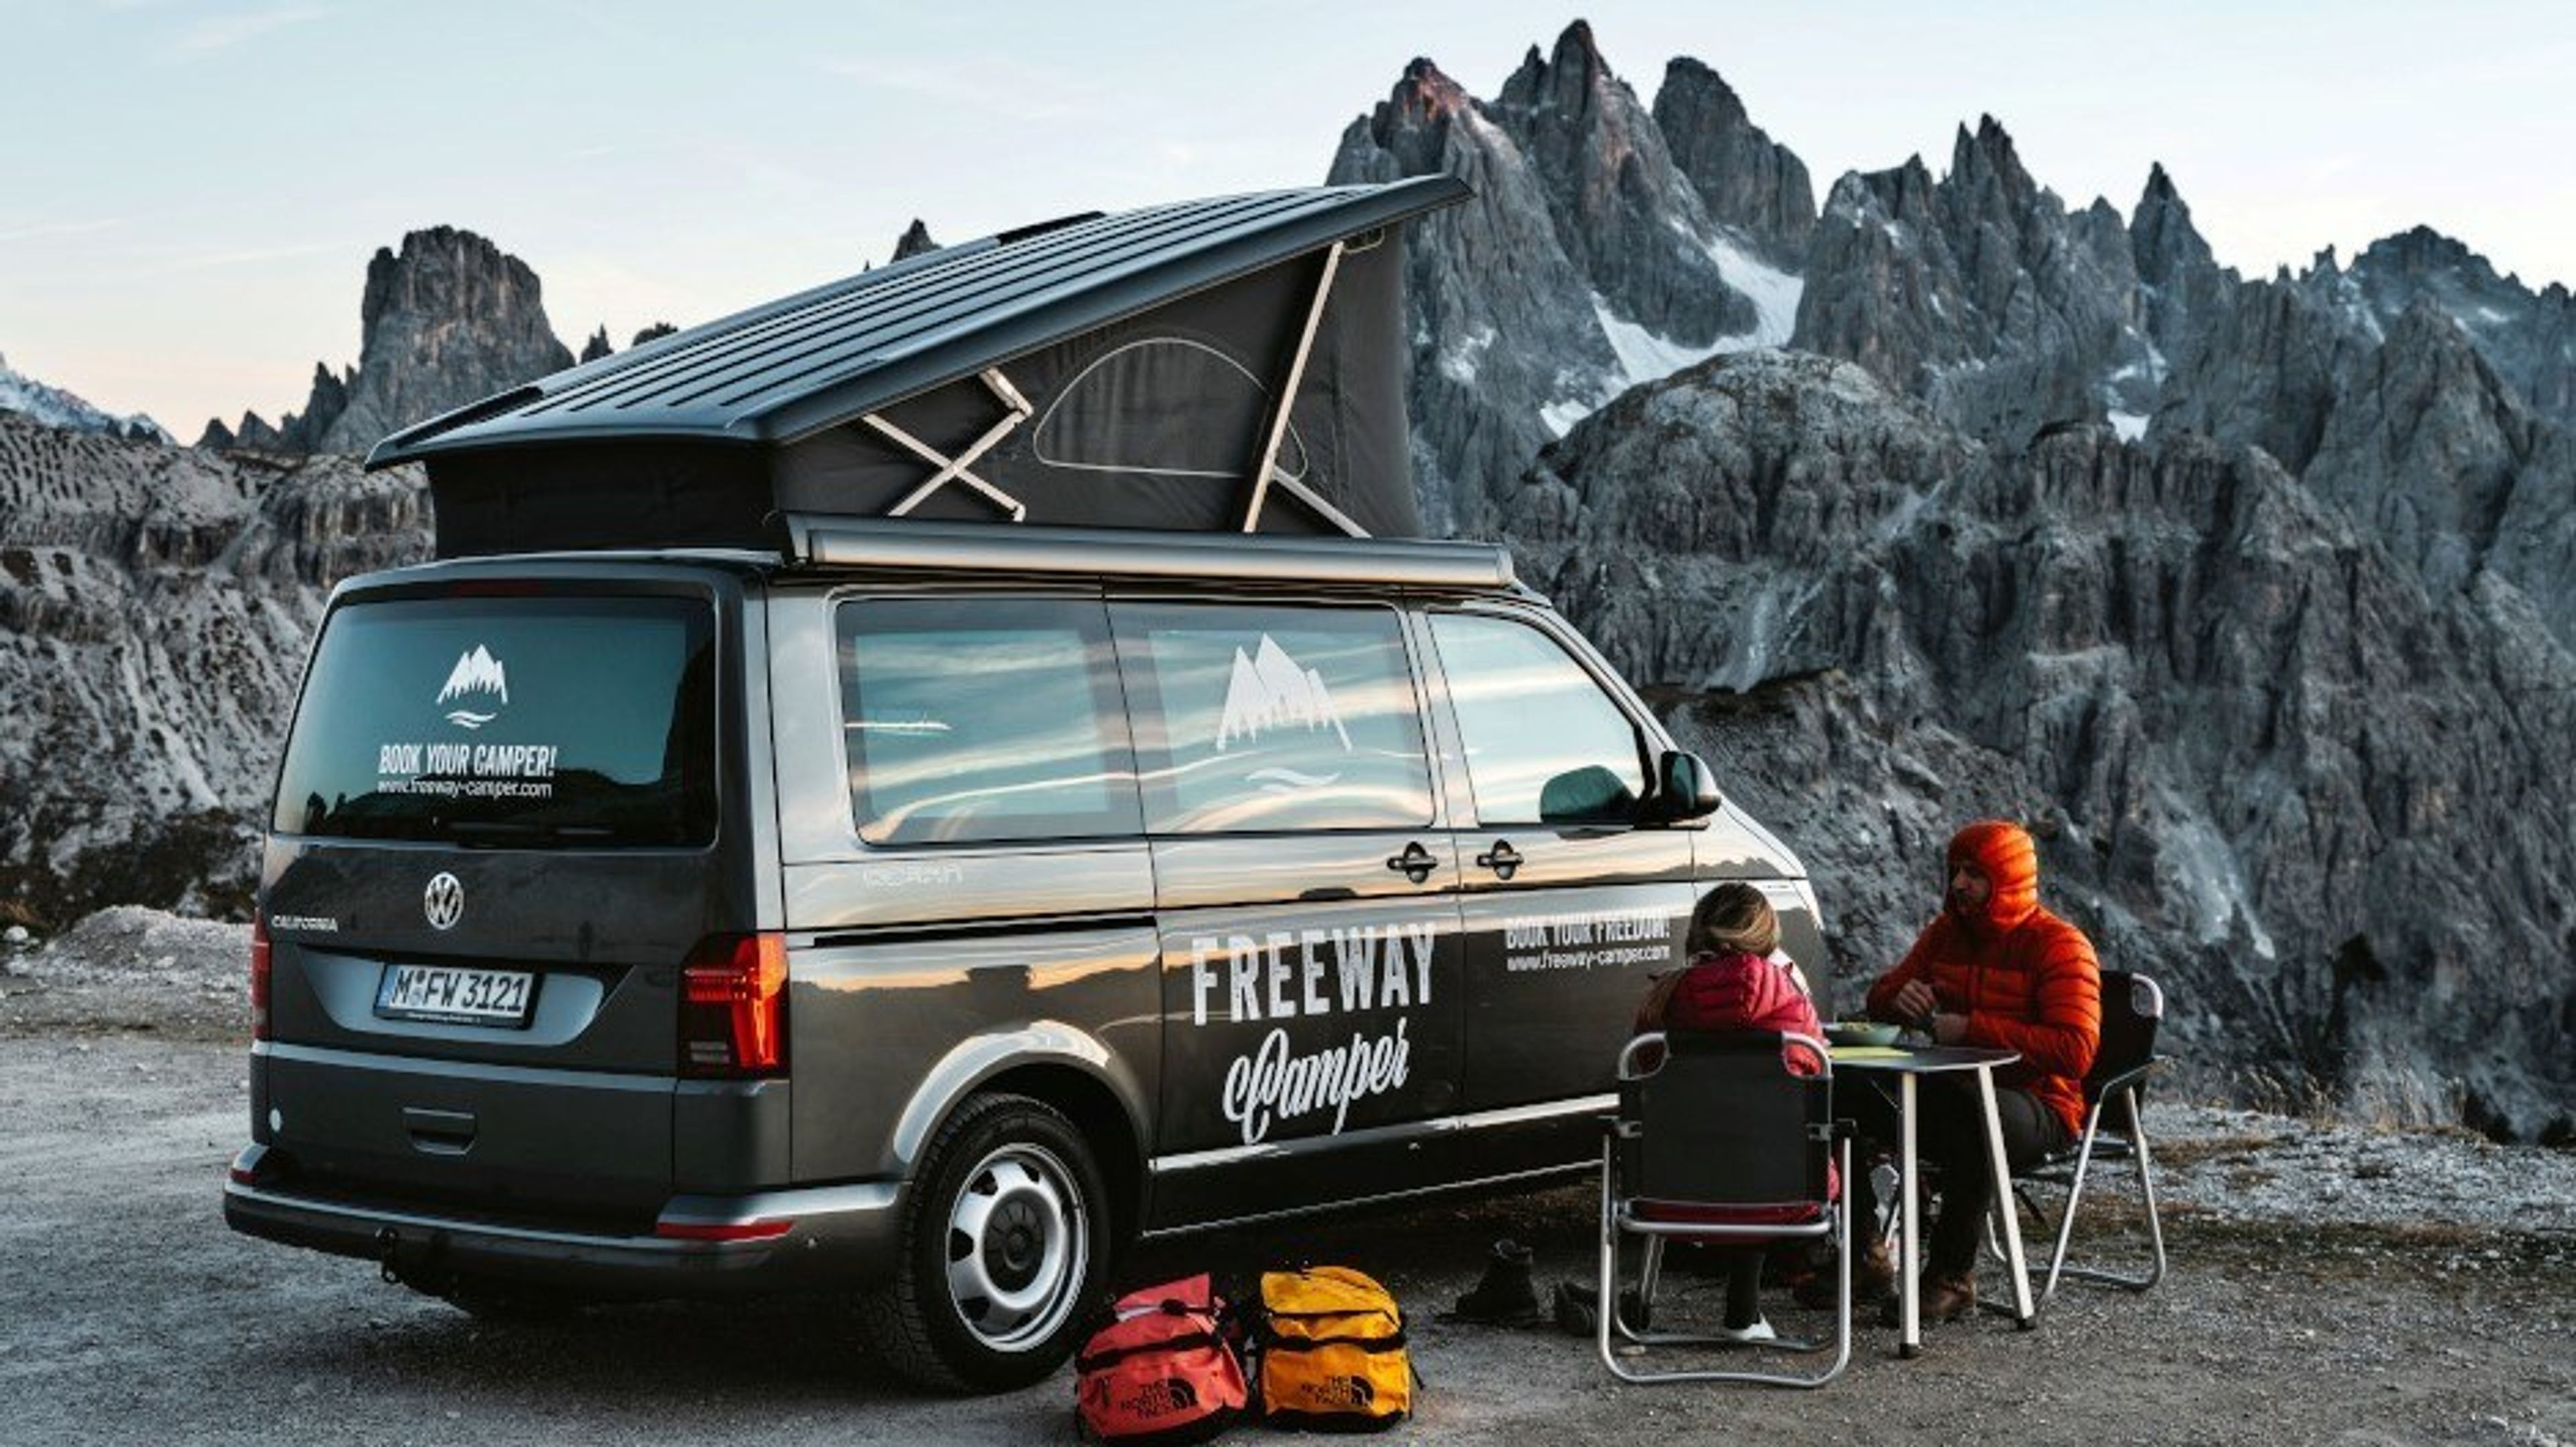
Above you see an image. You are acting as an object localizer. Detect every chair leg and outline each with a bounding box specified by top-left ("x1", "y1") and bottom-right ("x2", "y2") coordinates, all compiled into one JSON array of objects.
[
  {"x1": 2051, "y1": 1089, "x2": 2166, "y2": 1293},
  {"x1": 2020, "y1": 1087, "x2": 2167, "y2": 1299},
  {"x1": 1597, "y1": 1142, "x2": 1623, "y2": 1378},
  {"x1": 1596, "y1": 1140, "x2": 1855, "y2": 1388}
]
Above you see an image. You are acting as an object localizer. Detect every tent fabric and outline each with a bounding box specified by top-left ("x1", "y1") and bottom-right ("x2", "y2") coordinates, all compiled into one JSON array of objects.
[
  {"x1": 378, "y1": 177, "x2": 1464, "y2": 557},
  {"x1": 770, "y1": 239, "x2": 1413, "y2": 538}
]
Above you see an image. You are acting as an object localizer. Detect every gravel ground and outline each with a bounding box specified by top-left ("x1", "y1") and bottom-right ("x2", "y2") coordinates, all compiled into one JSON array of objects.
[{"x1": 1, "y1": 914, "x2": 2571, "y2": 1445}]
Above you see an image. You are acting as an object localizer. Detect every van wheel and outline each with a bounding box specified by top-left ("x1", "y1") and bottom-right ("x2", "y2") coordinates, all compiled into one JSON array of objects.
[{"x1": 857, "y1": 1092, "x2": 1109, "y2": 1393}]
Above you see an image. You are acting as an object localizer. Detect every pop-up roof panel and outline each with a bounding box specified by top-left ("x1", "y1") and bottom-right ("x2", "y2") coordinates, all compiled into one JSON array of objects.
[{"x1": 369, "y1": 176, "x2": 1472, "y2": 556}]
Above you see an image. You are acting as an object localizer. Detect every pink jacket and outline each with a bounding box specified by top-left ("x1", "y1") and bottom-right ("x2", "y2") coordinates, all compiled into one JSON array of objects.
[{"x1": 1635, "y1": 949, "x2": 1837, "y2": 1210}]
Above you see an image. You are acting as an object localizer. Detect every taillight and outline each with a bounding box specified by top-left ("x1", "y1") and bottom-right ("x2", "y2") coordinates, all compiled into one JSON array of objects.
[
  {"x1": 250, "y1": 918, "x2": 272, "y2": 1041},
  {"x1": 654, "y1": 1218, "x2": 795, "y2": 1242},
  {"x1": 680, "y1": 932, "x2": 788, "y2": 1077}
]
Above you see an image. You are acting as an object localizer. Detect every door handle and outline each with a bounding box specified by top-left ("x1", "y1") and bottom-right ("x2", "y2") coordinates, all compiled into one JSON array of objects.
[
  {"x1": 1385, "y1": 841, "x2": 1438, "y2": 885},
  {"x1": 1475, "y1": 841, "x2": 1523, "y2": 881},
  {"x1": 403, "y1": 1107, "x2": 476, "y2": 1156}
]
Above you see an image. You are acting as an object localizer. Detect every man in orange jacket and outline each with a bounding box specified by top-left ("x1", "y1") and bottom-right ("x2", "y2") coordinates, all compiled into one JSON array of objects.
[{"x1": 1849, "y1": 820, "x2": 2102, "y2": 1322}]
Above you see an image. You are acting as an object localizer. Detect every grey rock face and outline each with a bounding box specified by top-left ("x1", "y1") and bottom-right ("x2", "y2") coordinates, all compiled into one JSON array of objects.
[
  {"x1": 235, "y1": 228, "x2": 574, "y2": 458},
  {"x1": 1652, "y1": 57, "x2": 1815, "y2": 268},
  {"x1": 195, "y1": 411, "x2": 288, "y2": 453},
  {"x1": 309, "y1": 228, "x2": 573, "y2": 455},
  {"x1": 1330, "y1": 56, "x2": 1619, "y2": 535},
  {"x1": 2155, "y1": 269, "x2": 2370, "y2": 473},
  {"x1": 2129, "y1": 163, "x2": 2235, "y2": 370},
  {"x1": 1498, "y1": 352, "x2": 2576, "y2": 1142},
  {"x1": 0, "y1": 414, "x2": 429, "y2": 922},
  {"x1": 2155, "y1": 256, "x2": 2576, "y2": 655},
  {"x1": 2304, "y1": 302, "x2": 2576, "y2": 641},
  {"x1": 2343, "y1": 227, "x2": 2576, "y2": 430},
  {"x1": 1792, "y1": 117, "x2": 2157, "y2": 445},
  {"x1": 1487, "y1": 23, "x2": 1756, "y2": 349},
  {"x1": 1328, "y1": 25, "x2": 1805, "y2": 532}
]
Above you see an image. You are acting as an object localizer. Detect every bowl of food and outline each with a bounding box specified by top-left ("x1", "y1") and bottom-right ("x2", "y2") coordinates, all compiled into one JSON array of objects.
[{"x1": 1823, "y1": 1020, "x2": 1902, "y2": 1048}]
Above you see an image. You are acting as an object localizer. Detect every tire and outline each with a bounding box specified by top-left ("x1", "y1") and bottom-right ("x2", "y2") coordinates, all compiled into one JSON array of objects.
[{"x1": 857, "y1": 1092, "x2": 1112, "y2": 1393}]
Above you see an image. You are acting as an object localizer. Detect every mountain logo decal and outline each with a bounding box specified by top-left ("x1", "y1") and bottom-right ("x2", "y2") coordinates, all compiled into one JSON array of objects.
[
  {"x1": 1214, "y1": 635, "x2": 1350, "y2": 792},
  {"x1": 436, "y1": 645, "x2": 509, "y2": 729}
]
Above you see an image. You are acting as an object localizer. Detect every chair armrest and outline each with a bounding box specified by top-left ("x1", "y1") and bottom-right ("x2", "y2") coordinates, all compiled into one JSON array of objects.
[{"x1": 2091, "y1": 1061, "x2": 2156, "y2": 1102}]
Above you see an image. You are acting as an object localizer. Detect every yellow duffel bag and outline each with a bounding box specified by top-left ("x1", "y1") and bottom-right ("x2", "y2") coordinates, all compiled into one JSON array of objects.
[{"x1": 1254, "y1": 1265, "x2": 1412, "y2": 1431}]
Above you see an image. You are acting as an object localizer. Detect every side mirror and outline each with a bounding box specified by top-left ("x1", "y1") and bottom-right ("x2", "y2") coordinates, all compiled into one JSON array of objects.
[{"x1": 1648, "y1": 750, "x2": 1722, "y2": 824}]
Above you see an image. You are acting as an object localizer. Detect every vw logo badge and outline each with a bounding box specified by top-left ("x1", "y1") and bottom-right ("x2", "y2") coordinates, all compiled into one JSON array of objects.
[{"x1": 423, "y1": 871, "x2": 465, "y2": 931}]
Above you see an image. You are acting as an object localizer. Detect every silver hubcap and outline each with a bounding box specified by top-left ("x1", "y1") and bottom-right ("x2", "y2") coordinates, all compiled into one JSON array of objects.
[{"x1": 943, "y1": 1142, "x2": 1086, "y2": 1351}]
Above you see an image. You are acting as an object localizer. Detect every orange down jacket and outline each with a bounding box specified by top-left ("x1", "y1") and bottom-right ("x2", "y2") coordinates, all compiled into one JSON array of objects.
[{"x1": 1865, "y1": 821, "x2": 2102, "y2": 1136}]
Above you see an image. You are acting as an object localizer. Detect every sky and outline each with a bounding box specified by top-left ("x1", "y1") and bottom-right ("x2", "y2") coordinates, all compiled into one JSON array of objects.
[{"x1": 5, "y1": 0, "x2": 2571, "y2": 436}]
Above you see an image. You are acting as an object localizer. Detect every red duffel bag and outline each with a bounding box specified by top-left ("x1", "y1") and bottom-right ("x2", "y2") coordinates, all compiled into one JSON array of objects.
[{"x1": 1074, "y1": 1274, "x2": 1249, "y2": 1446}]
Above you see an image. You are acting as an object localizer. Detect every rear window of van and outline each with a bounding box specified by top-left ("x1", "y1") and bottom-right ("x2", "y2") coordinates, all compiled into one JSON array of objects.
[{"x1": 272, "y1": 593, "x2": 716, "y2": 847}]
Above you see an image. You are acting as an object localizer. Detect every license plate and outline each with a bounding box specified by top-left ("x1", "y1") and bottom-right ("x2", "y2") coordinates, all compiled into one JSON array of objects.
[{"x1": 374, "y1": 963, "x2": 537, "y2": 1027}]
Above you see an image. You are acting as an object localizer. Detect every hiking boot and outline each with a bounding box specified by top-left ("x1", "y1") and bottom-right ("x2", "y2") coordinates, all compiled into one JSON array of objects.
[
  {"x1": 1919, "y1": 1269, "x2": 1977, "y2": 1324},
  {"x1": 1550, "y1": 1280, "x2": 1652, "y2": 1336},
  {"x1": 1794, "y1": 1238, "x2": 1894, "y2": 1309},
  {"x1": 1874, "y1": 1267, "x2": 1979, "y2": 1328},
  {"x1": 1448, "y1": 1238, "x2": 1540, "y2": 1324}
]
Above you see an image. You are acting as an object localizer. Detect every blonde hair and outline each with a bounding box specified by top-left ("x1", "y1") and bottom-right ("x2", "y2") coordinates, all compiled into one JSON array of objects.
[
  {"x1": 1638, "y1": 883, "x2": 1782, "y2": 1030},
  {"x1": 1688, "y1": 881, "x2": 1779, "y2": 959}
]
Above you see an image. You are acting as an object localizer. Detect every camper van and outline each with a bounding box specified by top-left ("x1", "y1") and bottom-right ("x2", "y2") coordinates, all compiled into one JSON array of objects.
[{"x1": 222, "y1": 178, "x2": 1823, "y2": 1392}]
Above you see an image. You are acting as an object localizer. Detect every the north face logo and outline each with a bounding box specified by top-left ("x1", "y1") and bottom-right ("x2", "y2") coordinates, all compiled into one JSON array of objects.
[
  {"x1": 1300, "y1": 1375, "x2": 1374, "y2": 1410},
  {"x1": 1117, "y1": 1376, "x2": 1200, "y2": 1419}
]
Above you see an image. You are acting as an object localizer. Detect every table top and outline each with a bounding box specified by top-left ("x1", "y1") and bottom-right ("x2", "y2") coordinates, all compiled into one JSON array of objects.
[{"x1": 1827, "y1": 1043, "x2": 2021, "y2": 1073}]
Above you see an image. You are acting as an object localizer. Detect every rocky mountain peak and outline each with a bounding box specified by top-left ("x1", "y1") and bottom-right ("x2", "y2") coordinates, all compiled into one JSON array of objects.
[
  {"x1": 2130, "y1": 162, "x2": 2231, "y2": 363},
  {"x1": 212, "y1": 227, "x2": 574, "y2": 458},
  {"x1": 2131, "y1": 163, "x2": 2215, "y2": 276},
  {"x1": 2359, "y1": 224, "x2": 2486, "y2": 282},
  {"x1": 318, "y1": 227, "x2": 572, "y2": 454},
  {"x1": 2333, "y1": 226, "x2": 2576, "y2": 427},
  {"x1": 1653, "y1": 56, "x2": 1817, "y2": 266},
  {"x1": 1496, "y1": 21, "x2": 1616, "y2": 113},
  {"x1": 1329, "y1": 25, "x2": 1806, "y2": 533},
  {"x1": 1484, "y1": 22, "x2": 1754, "y2": 350},
  {"x1": 1947, "y1": 113, "x2": 2042, "y2": 225},
  {"x1": 1380, "y1": 58, "x2": 1475, "y2": 131},
  {"x1": 0, "y1": 353, "x2": 168, "y2": 444},
  {"x1": 892, "y1": 219, "x2": 938, "y2": 262},
  {"x1": 1796, "y1": 121, "x2": 2151, "y2": 445}
]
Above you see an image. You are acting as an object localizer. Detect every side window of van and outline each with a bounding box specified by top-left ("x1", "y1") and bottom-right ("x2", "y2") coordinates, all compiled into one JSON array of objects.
[
  {"x1": 1112, "y1": 602, "x2": 1433, "y2": 834},
  {"x1": 837, "y1": 597, "x2": 1141, "y2": 846},
  {"x1": 1427, "y1": 612, "x2": 1646, "y2": 826}
]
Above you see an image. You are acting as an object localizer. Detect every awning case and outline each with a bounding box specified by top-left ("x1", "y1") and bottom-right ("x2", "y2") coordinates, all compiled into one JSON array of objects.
[{"x1": 368, "y1": 177, "x2": 1472, "y2": 554}]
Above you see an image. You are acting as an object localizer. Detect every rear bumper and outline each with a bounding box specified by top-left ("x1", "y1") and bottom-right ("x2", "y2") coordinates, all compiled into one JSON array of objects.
[{"x1": 223, "y1": 1148, "x2": 904, "y2": 1299}]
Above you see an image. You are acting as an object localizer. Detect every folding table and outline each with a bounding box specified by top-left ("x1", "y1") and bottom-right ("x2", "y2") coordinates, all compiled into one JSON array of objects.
[{"x1": 1827, "y1": 1043, "x2": 2037, "y2": 1356}]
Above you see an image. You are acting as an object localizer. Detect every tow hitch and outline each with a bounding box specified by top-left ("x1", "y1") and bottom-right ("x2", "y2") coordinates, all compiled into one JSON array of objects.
[{"x1": 374, "y1": 1224, "x2": 455, "y2": 1294}]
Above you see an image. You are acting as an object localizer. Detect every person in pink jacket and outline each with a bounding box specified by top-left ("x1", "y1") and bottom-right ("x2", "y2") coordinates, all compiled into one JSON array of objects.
[{"x1": 1632, "y1": 882, "x2": 1826, "y2": 1343}]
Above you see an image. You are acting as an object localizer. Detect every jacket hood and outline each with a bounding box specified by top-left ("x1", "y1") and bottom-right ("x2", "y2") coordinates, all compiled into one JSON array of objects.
[
  {"x1": 1662, "y1": 950, "x2": 1807, "y2": 1037},
  {"x1": 1947, "y1": 819, "x2": 2040, "y2": 932}
]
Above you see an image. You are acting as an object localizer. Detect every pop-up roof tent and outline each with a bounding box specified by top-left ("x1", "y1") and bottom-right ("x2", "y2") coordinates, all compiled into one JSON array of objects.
[{"x1": 368, "y1": 176, "x2": 1472, "y2": 557}]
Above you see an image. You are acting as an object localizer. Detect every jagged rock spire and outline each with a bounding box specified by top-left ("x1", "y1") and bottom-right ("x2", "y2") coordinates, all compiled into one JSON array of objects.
[
  {"x1": 892, "y1": 219, "x2": 938, "y2": 262},
  {"x1": 1654, "y1": 56, "x2": 1816, "y2": 266},
  {"x1": 252, "y1": 227, "x2": 574, "y2": 457}
]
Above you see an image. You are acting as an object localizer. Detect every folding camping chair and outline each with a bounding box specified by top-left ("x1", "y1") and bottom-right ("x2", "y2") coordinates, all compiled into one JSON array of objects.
[
  {"x1": 1994, "y1": 969, "x2": 2170, "y2": 1302},
  {"x1": 1598, "y1": 1031, "x2": 1853, "y2": 1388}
]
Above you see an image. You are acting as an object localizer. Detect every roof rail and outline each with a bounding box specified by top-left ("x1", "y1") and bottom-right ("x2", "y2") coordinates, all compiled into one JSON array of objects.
[{"x1": 780, "y1": 515, "x2": 1515, "y2": 590}]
